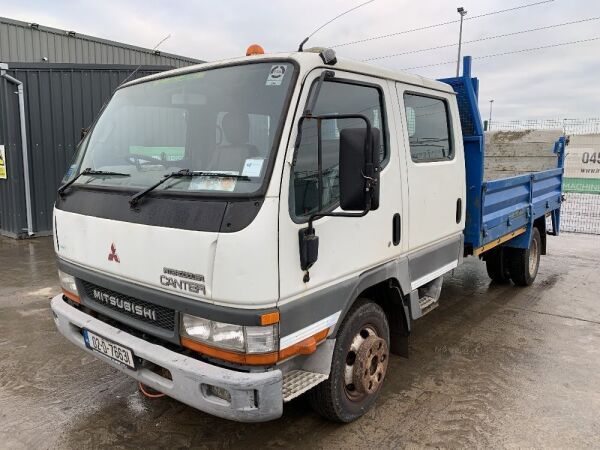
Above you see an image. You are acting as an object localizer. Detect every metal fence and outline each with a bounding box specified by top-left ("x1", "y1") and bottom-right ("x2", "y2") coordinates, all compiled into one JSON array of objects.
[
  {"x1": 488, "y1": 118, "x2": 600, "y2": 135},
  {"x1": 558, "y1": 193, "x2": 600, "y2": 234},
  {"x1": 490, "y1": 119, "x2": 600, "y2": 235}
]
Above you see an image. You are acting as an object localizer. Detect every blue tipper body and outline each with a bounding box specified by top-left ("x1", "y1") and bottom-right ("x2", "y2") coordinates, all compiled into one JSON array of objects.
[{"x1": 439, "y1": 56, "x2": 565, "y2": 253}]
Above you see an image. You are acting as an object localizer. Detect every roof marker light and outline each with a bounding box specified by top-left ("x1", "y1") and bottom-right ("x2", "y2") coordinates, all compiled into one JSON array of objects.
[{"x1": 319, "y1": 48, "x2": 337, "y2": 65}]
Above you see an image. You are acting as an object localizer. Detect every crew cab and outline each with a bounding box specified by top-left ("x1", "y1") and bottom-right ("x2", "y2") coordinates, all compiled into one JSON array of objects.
[{"x1": 51, "y1": 49, "x2": 564, "y2": 422}]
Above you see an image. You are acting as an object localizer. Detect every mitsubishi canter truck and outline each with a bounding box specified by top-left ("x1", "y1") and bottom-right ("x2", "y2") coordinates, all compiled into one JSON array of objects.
[{"x1": 51, "y1": 48, "x2": 565, "y2": 423}]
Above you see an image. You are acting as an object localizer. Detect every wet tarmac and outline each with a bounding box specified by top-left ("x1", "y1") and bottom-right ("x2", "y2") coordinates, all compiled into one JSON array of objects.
[{"x1": 0, "y1": 233, "x2": 599, "y2": 449}]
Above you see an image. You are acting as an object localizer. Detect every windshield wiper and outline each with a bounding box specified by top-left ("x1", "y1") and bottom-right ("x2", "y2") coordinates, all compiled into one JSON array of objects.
[
  {"x1": 57, "y1": 168, "x2": 130, "y2": 196},
  {"x1": 128, "y1": 169, "x2": 250, "y2": 208}
]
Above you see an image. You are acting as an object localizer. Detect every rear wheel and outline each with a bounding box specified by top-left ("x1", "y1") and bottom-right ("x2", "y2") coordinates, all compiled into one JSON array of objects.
[
  {"x1": 485, "y1": 247, "x2": 511, "y2": 283},
  {"x1": 308, "y1": 299, "x2": 389, "y2": 423},
  {"x1": 508, "y1": 227, "x2": 541, "y2": 286}
]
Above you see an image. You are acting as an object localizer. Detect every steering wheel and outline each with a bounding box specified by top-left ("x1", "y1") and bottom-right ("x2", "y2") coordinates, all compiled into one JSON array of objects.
[{"x1": 125, "y1": 153, "x2": 170, "y2": 169}]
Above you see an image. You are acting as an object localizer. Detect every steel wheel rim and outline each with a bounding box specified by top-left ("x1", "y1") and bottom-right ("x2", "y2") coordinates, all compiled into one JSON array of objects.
[
  {"x1": 343, "y1": 325, "x2": 388, "y2": 402},
  {"x1": 529, "y1": 235, "x2": 539, "y2": 275}
]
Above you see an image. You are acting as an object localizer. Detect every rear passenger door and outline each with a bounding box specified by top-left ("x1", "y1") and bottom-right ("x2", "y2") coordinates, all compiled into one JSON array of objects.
[{"x1": 395, "y1": 84, "x2": 465, "y2": 269}]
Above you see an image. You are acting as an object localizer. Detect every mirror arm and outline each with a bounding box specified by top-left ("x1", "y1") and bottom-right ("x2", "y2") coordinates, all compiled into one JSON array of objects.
[
  {"x1": 317, "y1": 119, "x2": 323, "y2": 211},
  {"x1": 307, "y1": 208, "x2": 370, "y2": 235}
]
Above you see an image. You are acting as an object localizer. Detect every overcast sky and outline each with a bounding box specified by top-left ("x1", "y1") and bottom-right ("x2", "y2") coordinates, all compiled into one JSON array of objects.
[{"x1": 1, "y1": 0, "x2": 599, "y2": 121}]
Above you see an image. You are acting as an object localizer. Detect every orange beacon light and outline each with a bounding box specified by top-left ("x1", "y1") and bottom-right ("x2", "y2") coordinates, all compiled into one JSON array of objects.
[{"x1": 246, "y1": 44, "x2": 265, "y2": 56}]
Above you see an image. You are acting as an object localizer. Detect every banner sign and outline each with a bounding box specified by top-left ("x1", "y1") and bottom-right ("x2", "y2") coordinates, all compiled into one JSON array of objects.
[{"x1": 564, "y1": 146, "x2": 600, "y2": 194}]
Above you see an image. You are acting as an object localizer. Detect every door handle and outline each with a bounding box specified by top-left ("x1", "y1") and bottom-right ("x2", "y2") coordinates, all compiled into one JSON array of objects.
[
  {"x1": 392, "y1": 213, "x2": 401, "y2": 246},
  {"x1": 456, "y1": 198, "x2": 462, "y2": 224}
]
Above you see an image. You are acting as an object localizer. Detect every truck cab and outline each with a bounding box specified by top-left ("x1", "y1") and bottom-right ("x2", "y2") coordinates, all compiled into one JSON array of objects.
[{"x1": 51, "y1": 49, "x2": 561, "y2": 423}]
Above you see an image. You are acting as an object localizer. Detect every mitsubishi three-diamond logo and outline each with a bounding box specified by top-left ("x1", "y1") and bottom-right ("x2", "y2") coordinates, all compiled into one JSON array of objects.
[{"x1": 108, "y1": 243, "x2": 120, "y2": 263}]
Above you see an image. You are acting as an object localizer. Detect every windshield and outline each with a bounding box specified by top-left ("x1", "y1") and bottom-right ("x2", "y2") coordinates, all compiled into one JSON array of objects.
[{"x1": 68, "y1": 62, "x2": 295, "y2": 195}]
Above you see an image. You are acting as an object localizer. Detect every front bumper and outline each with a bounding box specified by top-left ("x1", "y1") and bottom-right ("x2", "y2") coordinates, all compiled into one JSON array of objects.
[{"x1": 51, "y1": 295, "x2": 283, "y2": 422}]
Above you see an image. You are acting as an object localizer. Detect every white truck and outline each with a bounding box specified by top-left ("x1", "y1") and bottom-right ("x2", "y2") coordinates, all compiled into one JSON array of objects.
[{"x1": 51, "y1": 48, "x2": 564, "y2": 422}]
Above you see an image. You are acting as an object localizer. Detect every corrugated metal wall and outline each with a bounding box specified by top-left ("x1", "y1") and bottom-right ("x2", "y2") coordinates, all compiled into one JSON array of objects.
[
  {"x1": 0, "y1": 63, "x2": 173, "y2": 237},
  {"x1": 0, "y1": 69, "x2": 23, "y2": 236},
  {"x1": 0, "y1": 16, "x2": 202, "y2": 68}
]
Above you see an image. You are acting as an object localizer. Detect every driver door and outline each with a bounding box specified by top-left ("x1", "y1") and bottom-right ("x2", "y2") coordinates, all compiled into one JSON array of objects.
[{"x1": 278, "y1": 70, "x2": 405, "y2": 312}]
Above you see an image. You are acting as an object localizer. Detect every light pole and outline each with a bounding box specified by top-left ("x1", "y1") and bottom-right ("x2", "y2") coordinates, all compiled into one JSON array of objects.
[
  {"x1": 489, "y1": 100, "x2": 494, "y2": 130},
  {"x1": 456, "y1": 7, "x2": 468, "y2": 76}
]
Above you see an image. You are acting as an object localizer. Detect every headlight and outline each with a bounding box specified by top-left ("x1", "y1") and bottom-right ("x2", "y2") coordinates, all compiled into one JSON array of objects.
[
  {"x1": 181, "y1": 315, "x2": 211, "y2": 340},
  {"x1": 181, "y1": 313, "x2": 278, "y2": 354},
  {"x1": 211, "y1": 321, "x2": 245, "y2": 351},
  {"x1": 58, "y1": 270, "x2": 80, "y2": 302}
]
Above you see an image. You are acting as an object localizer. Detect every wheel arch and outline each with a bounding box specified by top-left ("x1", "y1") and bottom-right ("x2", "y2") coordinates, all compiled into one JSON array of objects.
[{"x1": 332, "y1": 259, "x2": 412, "y2": 358}]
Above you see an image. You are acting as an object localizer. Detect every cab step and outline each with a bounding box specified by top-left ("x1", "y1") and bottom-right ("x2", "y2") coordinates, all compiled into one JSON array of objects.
[{"x1": 282, "y1": 370, "x2": 328, "y2": 402}]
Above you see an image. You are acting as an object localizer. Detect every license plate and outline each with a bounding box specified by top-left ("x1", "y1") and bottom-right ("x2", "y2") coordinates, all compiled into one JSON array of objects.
[{"x1": 83, "y1": 329, "x2": 136, "y2": 369}]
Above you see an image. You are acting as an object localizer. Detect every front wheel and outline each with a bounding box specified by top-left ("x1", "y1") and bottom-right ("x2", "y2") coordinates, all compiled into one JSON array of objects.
[
  {"x1": 508, "y1": 227, "x2": 541, "y2": 286},
  {"x1": 308, "y1": 299, "x2": 390, "y2": 423}
]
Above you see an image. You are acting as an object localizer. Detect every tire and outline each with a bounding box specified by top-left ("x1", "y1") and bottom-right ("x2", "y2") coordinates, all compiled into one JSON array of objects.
[
  {"x1": 485, "y1": 247, "x2": 511, "y2": 283},
  {"x1": 308, "y1": 299, "x2": 390, "y2": 423},
  {"x1": 508, "y1": 227, "x2": 541, "y2": 286}
]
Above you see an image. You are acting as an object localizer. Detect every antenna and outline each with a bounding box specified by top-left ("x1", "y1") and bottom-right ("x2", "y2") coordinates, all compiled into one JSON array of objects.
[
  {"x1": 298, "y1": 0, "x2": 376, "y2": 51},
  {"x1": 118, "y1": 33, "x2": 172, "y2": 87}
]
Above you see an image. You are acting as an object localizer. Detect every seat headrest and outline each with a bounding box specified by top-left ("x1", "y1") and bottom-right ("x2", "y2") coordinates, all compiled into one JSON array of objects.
[{"x1": 222, "y1": 112, "x2": 250, "y2": 146}]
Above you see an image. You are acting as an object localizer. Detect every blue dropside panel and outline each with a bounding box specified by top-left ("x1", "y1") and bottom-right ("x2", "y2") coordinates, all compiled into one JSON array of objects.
[{"x1": 480, "y1": 168, "x2": 563, "y2": 247}]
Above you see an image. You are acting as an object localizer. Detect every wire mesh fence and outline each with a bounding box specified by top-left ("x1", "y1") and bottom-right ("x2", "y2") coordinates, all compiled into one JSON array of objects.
[
  {"x1": 560, "y1": 193, "x2": 600, "y2": 234},
  {"x1": 488, "y1": 118, "x2": 600, "y2": 135},
  {"x1": 489, "y1": 119, "x2": 600, "y2": 235}
]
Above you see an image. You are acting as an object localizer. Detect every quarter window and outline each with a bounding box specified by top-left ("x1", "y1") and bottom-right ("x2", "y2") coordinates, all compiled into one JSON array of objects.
[
  {"x1": 291, "y1": 80, "x2": 387, "y2": 219},
  {"x1": 404, "y1": 94, "x2": 452, "y2": 162}
]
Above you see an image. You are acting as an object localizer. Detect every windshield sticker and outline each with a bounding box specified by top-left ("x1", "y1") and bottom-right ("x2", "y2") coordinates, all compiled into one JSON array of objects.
[
  {"x1": 0, "y1": 145, "x2": 7, "y2": 179},
  {"x1": 266, "y1": 65, "x2": 287, "y2": 86},
  {"x1": 189, "y1": 171, "x2": 239, "y2": 192},
  {"x1": 241, "y1": 158, "x2": 264, "y2": 177}
]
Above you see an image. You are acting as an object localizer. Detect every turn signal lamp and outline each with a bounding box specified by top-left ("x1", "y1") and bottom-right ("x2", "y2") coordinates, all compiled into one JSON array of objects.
[{"x1": 246, "y1": 44, "x2": 265, "y2": 56}]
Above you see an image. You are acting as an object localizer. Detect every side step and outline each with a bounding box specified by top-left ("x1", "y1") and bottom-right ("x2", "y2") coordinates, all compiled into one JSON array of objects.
[
  {"x1": 282, "y1": 370, "x2": 328, "y2": 402},
  {"x1": 409, "y1": 276, "x2": 443, "y2": 320},
  {"x1": 418, "y1": 295, "x2": 439, "y2": 315}
]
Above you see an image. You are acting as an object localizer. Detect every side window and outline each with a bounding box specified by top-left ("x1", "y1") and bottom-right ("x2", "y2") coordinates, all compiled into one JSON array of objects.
[
  {"x1": 404, "y1": 93, "x2": 453, "y2": 162},
  {"x1": 291, "y1": 80, "x2": 387, "y2": 220}
]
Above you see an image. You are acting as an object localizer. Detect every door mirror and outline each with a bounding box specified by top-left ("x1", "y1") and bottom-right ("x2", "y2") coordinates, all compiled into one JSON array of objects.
[{"x1": 339, "y1": 127, "x2": 380, "y2": 211}]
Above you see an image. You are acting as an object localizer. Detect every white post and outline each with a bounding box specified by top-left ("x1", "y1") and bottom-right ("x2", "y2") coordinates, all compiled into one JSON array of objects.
[
  {"x1": 456, "y1": 7, "x2": 467, "y2": 77},
  {"x1": 1, "y1": 65, "x2": 34, "y2": 236}
]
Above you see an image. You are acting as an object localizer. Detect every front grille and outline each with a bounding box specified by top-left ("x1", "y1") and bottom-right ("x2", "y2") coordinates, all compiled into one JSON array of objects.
[{"x1": 80, "y1": 281, "x2": 176, "y2": 331}]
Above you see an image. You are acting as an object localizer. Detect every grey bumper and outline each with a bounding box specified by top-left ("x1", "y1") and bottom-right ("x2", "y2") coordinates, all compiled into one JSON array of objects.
[{"x1": 50, "y1": 295, "x2": 283, "y2": 422}]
